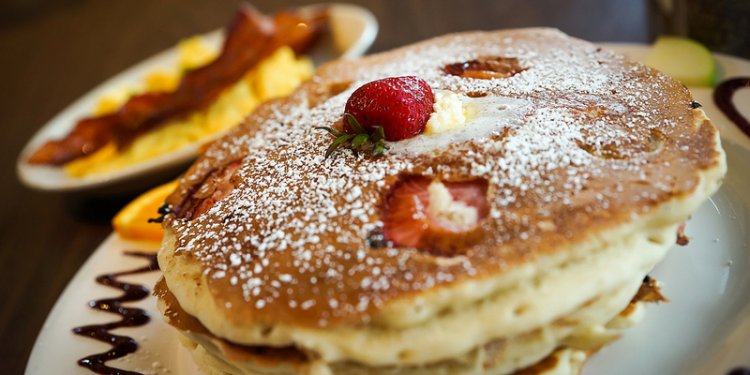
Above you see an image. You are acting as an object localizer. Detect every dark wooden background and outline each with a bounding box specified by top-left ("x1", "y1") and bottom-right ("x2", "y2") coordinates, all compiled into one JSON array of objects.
[{"x1": 0, "y1": 0, "x2": 651, "y2": 373}]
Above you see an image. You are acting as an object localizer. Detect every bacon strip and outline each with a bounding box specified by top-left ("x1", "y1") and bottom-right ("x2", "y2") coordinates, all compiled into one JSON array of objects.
[{"x1": 28, "y1": 5, "x2": 327, "y2": 166}]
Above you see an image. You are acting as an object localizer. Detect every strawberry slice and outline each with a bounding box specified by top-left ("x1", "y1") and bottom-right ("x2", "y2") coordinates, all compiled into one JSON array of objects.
[
  {"x1": 382, "y1": 175, "x2": 489, "y2": 254},
  {"x1": 177, "y1": 160, "x2": 242, "y2": 220},
  {"x1": 443, "y1": 56, "x2": 526, "y2": 79}
]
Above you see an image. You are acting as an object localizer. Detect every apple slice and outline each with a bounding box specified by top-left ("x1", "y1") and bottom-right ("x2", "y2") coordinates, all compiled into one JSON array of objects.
[{"x1": 644, "y1": 36, "x2": 717, "y2": 87}]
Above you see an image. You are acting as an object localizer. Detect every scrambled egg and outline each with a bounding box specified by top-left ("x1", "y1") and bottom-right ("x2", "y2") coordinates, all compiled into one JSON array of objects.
[{"x1": 65, "y1": 38, "x2": 313, "y2": 177}]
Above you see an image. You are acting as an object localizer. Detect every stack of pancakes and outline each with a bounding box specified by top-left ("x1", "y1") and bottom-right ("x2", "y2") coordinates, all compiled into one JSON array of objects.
[{"x1": 155, "y1": 28, "x2": 726, "y2": 374}]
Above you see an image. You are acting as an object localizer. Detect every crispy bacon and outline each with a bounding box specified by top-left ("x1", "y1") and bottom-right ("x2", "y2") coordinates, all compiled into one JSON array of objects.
[{"x1": 28, "y1": 5, "x2": 327, "y2": 166}]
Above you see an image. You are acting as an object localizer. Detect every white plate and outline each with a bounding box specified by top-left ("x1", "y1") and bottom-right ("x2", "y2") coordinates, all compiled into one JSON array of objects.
[
  {"x1": 16, "y1": 3, "x2": 378, "y2": 193},
  {"x1": 25, "y1": 44, "x2": 750, "y2": 375}
]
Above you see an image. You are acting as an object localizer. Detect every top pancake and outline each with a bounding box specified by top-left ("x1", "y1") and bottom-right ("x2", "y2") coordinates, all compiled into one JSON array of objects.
[{"x1": 160, "y1": 28, "x2": 723, "y2": 329}]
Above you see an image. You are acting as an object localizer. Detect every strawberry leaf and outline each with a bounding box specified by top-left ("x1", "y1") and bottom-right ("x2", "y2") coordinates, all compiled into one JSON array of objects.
[
  {"x1": 371, "y1": 126, "x2": 386, "y2": 142},
  {"x1": 351, "y1": 133, "x2": 369, "y2": 149},
  {"x1": 373, "y1": 140, "x2": 388, "y2": 156},
  {"x1": 325, "y1": 134, "x2": 355, "y2": 158},
  {"x1": 315, "y1": 126, "x2": 346, "y2": 137},
  {"x1": 345, "y1": 113, "x2": 366, "y2": 134},
  {"x1": 318, "y1": 113, "x2": 390, "y2": 159}
]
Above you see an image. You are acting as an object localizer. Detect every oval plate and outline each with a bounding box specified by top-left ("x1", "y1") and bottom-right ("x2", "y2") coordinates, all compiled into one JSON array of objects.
[
  {"x1": 16, "y1": 3, "x2": 378, "y2": 193},
  {"x1": 25, "y1": 44, "x2": 750, "y2": 375}
]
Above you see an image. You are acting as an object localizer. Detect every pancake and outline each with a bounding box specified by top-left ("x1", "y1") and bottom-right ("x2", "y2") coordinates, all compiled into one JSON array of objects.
[
  {"x1": 155, "y1": 275, "x2": 649, "y2": 375},
  {"x1": 155, "y1": 28, "x2": 726, "y2": 374}
]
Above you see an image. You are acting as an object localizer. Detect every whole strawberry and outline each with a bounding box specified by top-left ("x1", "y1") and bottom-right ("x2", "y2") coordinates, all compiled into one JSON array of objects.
[
  {"x1": 317, "y1": 76, "x2": 434, "y2": 158},
  {"x1": 345, "y1": 76, "x2": 434, "y2": 141}
]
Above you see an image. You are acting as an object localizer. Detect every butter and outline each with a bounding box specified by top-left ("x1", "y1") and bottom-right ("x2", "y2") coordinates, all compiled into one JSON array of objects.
[{"x1": 424, "y1": 90, "x2": 471, "y2": 135}]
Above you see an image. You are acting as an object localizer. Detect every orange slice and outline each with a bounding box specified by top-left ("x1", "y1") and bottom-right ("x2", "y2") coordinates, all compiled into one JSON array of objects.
[{"x1": 113, "y1": 180, "x2": 179, "y2": 242}]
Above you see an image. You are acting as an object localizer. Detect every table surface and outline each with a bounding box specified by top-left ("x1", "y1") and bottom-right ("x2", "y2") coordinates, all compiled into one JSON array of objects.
[{"x1": 0, "y1": 0, "x2": 652, "y2": 373}]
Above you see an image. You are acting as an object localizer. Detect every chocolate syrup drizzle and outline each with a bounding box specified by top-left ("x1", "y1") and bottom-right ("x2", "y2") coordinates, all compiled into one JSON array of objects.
[
  {"x1": 72, "y1": 251, "x2": 159, "y2": 375},
  {"x1": 714, "y1": 77, "x2": 750, "y2": 138}
]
